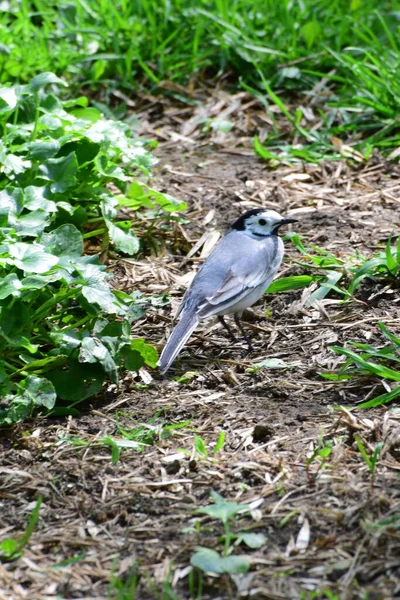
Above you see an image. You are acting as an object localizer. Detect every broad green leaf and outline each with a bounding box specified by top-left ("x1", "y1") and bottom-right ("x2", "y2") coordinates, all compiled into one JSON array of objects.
[
  {"x1": 28, "y1": 72, "x2": 67, "y2": 92},
  {"x1": 191, "y1": 548, "x2": 250, "y2": 574},
  {"x1": 48, "y1": 359, "x2": 104, "y2": 401},
  {"x1": 236, "y1": 532, "x2": 267, "y2": 549},
  {"x1": 20, "y1": 376, "x2": 57, "y2": 410},
  {"x1": 40, "y1": 224, "x2": 83, "y2": 256},
  {"x1": 23, "y1": 186, "x2": 57, "y2": 213},
  {"x1": 195, "y1": 500, "x2": 245, "y2": 524},
  {"x1": 9, "y1": 242, "x2": 59, "y2": 273},
  {"x1": 219, "y1": 555, "x2": 250, "y2": 574},
  {"x1": 119, "y1": 346, "x2": 145, "y2": 371},
  {"x1": 246, "y1": 358, "x2": 290, "y2": 373},
  {"x1": 143, "y1": 185, "x2": 187, "y2": 212},
  {"x1": 130, "y1": 338, "x2": 158, "y2": 368},
  {"x1": 0, "y1": 187, "x2": 24, "y2": 217},
  {"x1": 59, "y1": 138, "x2": 100, "y2": 165},
  {"x1": 0, "y1": 86, "x2": 17, "y2": 112},
  {"x1": 28, "y1": 141, "x2": 60, "y2": 160},
  {"x1": 107, "y1": 222, "x2": 140, "y2": 255},
  {"x1": 13, "y1": 209, "x2": 50, "y2": 236},
  {"x1": 39, "y1": 152, "x2": 78, "y2": 193},
  {"x1": 79, "y1": 337, "x2": 118, "y2": 383},
  {"x1": 71, "y1": 107, "x2": 102, "y2": 123},
  {"x1": 191, "y1": 548, "x2": 223, "y2": 574},
  {"x1": 80, "y1": 285, "x2": 118, "y2": 314},
  {"x1": 0, "y1": 273, "x2": 22, "y2": 299}
]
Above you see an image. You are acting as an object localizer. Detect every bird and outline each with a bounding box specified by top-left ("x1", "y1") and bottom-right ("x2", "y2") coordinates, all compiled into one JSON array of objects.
[{"x1": 158, "y1": 208, "x2": 297, "y2": 373}]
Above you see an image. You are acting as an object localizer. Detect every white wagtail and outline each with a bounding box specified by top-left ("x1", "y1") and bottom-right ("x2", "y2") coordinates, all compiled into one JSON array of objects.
[{"x1": 158, "y1": 208, "x2": 297, "y2": 373}]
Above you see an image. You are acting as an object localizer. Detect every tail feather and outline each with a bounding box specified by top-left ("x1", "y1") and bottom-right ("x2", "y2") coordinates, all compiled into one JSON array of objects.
[{"x1": 158, "y1": 311, "x2": 199, "y2": 374}]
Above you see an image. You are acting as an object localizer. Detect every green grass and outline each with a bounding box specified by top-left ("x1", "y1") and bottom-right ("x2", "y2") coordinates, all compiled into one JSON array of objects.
[{"x1": 1, "y1": 1, "x2": 399, "y2": 151}]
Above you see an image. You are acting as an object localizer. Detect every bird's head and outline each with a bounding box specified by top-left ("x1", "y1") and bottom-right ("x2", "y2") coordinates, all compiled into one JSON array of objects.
[{"x1": 231, "y1": 209, "x2": 298, "y2": 239}]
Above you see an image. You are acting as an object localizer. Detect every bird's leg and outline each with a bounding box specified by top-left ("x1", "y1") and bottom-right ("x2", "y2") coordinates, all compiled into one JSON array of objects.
[
  {"x1": 234, "y1": 314, "x2": 254, "y2": 353},
  {"x1": 218, "y1": 316, "x2": 237, "y2": 341}
]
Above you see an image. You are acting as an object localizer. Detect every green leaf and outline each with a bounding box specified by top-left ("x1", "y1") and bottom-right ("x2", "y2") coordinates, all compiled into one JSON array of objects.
[
  {"x1": 70, "y1": 107, "x2": 102, "y2": 123},
  {"x1": 194, "y1": 434, "x2": 208, "y2": 458},
  {"x1": 28, "y1": 72, "x2": 67, "y2": 92},
  {"x1": 266, "y1": 275, "x2": 314, "y2": 293},
  {"x1": 246, "y1": 358, "x2": 290, "y2": 373},
  {"x1": 191, "y1": 548, "x2": 223, "y2": 574},
  {"x1": 107, "y1": 222, "x2": 140, "y2": 255},
  {"x1": 253, "y1": 136, "x2": 279, "y2": 160},
  {"x1": 0, "y1": 273, "x2": 22, "y2": 299},
  {"x1": 101, "y1": 437, "x2": 121, "y2": 464},
  {"x1": 300, "y1": 21, "x2": 321, "y2": 49},
  {"x1": 47, "y1": 359, "x2": 104, "y2": 401},
  {"x1": 236, "y1": 532, "x2": 267, "y2": 549},
  {"x1": 0, "y1": 538, "x2": 19, "y2": 559},
  {"x1": 23, "y1": 186, "x2": 57, "y2": 213},
  {"x1": 20, "y1": 376, "x2": 57, "y2": 410},
  {"x1": 40, "y1": 224, "x2": 83, "y2": 256},
  {"x1": 191, "y1": 548, "x2": 250, "y2": 574},
  {"x1": 8, "y1": 242, "x2": 59, "y2": 273},
  {"x1": 130, "y1": 338, "x2": 158, "y2": 368},
  {"x1": 79, "y1": 337, "x2": 118, "y2": 383},
  {"x1": 195, "y1": 499, "x2": 246, "y2": 524},
  {"x1": 28, "y1": 141, "x2": 60, "y2": 160},
  {"x1": 39, "y1": 152, "x2": 78, "y2": 193},
  {"x1": 357, "y1": 385, "x2": 400, "y2": 409},
  {"x1": 213, "y1": 431, "x2": 225, "y2": 455},
  {"x1": 331, "y1": 346, "x2": 400, "y2": 381},
  {"x1": 0, "y1": 86, "x2": 17, "y2": 112},
  {"x1": 14, "y1": 209, "x2": 50, "y2": 237}
]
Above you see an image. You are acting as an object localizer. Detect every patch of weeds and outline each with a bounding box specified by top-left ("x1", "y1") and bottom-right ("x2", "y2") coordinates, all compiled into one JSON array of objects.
[
  {"x1": 270, "y1": 232, "x2": 400, "y2": 305},
  {"x1": 115, "y1": 410, "x2": 193, "y2": 448},
  {"x1": 59, "y1": 410, "x2": 193, "y2": 462},
  {"x1": 179, "y1": 431, "x2": 225, "y2": 461},
  {"x1": 0, "y1": 497, "x2": 42, "y2": 561},
  {"x1": 323, "y1": 322, "x2": 400, "y2": 408},
  {"x1": 0, "y1": 75, "x2": 186, "y2": 425},
  {"x1": 190, "y1": 491, "x2": 266, "y2": 577}
]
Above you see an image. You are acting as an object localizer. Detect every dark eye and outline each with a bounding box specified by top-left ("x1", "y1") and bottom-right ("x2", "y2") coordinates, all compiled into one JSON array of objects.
[{"x1": 258, "y1": 218, "x2": 267, "y2": 226}]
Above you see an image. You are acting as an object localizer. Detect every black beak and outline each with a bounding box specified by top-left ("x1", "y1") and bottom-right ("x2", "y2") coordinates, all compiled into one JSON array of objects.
[
  {"x1": 280, "y1": 217, "x2": 298, "y2": 225},
  {"x1": 273, "y1": 217, "x2": 298, "y2": 234}
]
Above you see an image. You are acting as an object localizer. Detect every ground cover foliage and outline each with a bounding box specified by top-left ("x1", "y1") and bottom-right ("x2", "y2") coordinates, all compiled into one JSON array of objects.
[
  {"x1": 0, "y1": 74, "x2": 185, "y2": 424},
  {"x1": 0, "y1": 1, "x2": 400, "y2": 599}
]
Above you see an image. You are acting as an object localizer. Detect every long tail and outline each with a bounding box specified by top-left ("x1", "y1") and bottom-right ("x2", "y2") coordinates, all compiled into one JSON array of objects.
[{"x1": 158, "y1": 310, "x2": 199, "y2": 374}]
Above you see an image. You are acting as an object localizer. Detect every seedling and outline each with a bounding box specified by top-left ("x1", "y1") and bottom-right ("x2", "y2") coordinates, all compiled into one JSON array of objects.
[
  {"x1": 305, "y1": 435, "x2": 333, "y2": 485},
  {"x1": 354, "y1": 435, "x2": 383, "y2": 475},
  {"x1": 190, "y1": 492, "x2": 266, "y2": 576},
  {"x1": 0, "y1": 497, "x2": 42, "y2": 561}
]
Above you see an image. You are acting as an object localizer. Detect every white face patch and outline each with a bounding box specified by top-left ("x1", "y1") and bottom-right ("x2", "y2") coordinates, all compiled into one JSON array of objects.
[{"x1": 244, "y1": 210, "x2": 284, "y2": 237}]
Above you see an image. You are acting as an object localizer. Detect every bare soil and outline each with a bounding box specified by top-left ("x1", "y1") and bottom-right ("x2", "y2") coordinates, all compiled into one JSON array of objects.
[{"x1": 1, "y1": 90, "x2": 400, "y2": 600}]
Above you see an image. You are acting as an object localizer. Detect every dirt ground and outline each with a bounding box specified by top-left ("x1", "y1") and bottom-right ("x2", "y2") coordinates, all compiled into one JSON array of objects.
[{"x1": 1, "y1": 91, "x2": 400, "y2": 600}]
